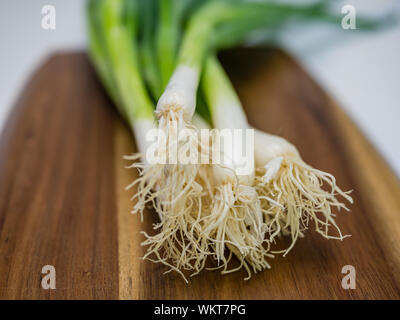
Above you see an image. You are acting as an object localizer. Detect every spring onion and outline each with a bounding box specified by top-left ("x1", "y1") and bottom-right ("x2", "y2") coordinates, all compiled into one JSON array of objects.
[
  {"x1": 87, "y1": 0, "x2": 390, "y2": 281},
  {"x1": 202, "y1": 55, "x2": 271, "y2": 277},
  {"x1": 201, "y1": 53, "x2": 354, "y2": 255}
]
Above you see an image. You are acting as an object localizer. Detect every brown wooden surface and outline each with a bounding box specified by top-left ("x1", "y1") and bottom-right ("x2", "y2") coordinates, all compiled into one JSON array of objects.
[{"x1": 0, "y1": 49, "x2": 399, "y2": 299}]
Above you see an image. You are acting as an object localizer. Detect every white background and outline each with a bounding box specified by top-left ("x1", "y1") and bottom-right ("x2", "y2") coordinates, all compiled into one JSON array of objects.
[{"x1": 0, "y1": 0, "x2": 399, "y2": 175}]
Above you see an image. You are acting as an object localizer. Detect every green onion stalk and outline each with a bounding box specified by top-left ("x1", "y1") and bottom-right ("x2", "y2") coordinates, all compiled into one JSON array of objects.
[{"x1": 88, "y1": 0, "x2": 218, "y2": 281}]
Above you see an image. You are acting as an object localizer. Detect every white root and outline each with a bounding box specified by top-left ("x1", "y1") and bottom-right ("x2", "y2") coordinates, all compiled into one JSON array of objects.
[
  {"x1": 127, "y1": 123, "x2": 273, "y2": 280},
  {"x1": 199, "y1": 168, "x2": 271, "y2": 277},
  {"x1": 254, "y1": 129, "x2": 353, "y2": 256},
  {"x1": 125, "y1": 154, "x2": 215, "y2": 281},
  {"x1": 124, "y1": 107, "x2": 216, "y2": 280},
  {"x1": 195, "y1": 122, "x2": 272, "y2": 278}
]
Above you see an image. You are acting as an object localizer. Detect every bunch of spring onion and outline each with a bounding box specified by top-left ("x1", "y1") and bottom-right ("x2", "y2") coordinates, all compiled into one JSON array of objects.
[{"x1": 87, "y1": 0, "x2": 389, "y2": 281}]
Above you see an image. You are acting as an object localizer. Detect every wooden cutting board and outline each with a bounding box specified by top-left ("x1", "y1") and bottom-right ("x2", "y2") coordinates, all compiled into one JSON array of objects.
[{"x1": 0, "y1": 48, "x2": 399, "y2": 299}]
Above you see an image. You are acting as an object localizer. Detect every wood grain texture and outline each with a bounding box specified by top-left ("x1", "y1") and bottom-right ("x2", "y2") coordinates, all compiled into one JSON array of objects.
[
  {"x1": 0, "y1": 54, "x2": 119, "y2": 299},
  {"x1": 0, "y1": 49, "x2": 399, "y2": 299}
]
